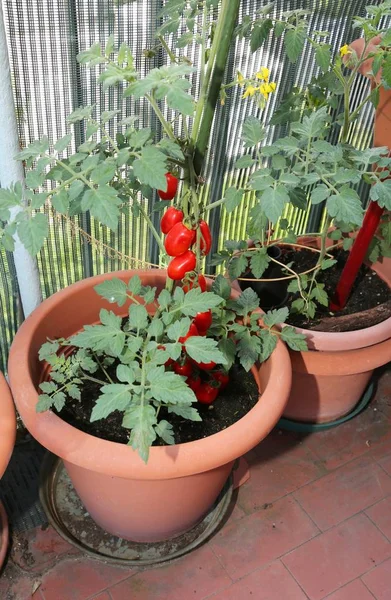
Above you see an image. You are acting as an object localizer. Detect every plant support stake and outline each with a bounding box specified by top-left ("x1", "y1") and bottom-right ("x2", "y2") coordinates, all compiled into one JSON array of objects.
[
  {"x1": 0, "y1": 4, "x2": 42, "y2": 316},
  {"x1": 331, "y1": 87, "x2": 391, "y2": 311}
]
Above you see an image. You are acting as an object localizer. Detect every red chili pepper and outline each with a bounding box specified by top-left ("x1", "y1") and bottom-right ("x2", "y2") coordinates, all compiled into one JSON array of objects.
[
  {"x1": 178, "y1": 322, "x2": 199, "y2": 345},
  {"x1": 173, "y1": 359, "x2": 193, "y2": 377},
  {"x1": 158, "y1": 173, "x2": 178, "y2": 200},
  {"x1": 167, "y1": 251, "x2": 197, "y2": 280},
  {"x1": 199, "y1": 220, "x2": 212, "y2": 255},
  {"x1": 186, "y1": 373, "x2": 201, "y2": 393},
  {"x1": 211, "y1": 370, "x2": 230, "y2": 391},
  {"x1": 160, "y1": 207, "x2": 183, "y2": 235},
  {"x1": 196, "y1": 382, "x2": 219, "y2": 405},
  {"x1": 194, "y1": 310, "x2": 212, "y2": 334},
  {"x1": 165, "y1": 222, "x2": 196, "y2": 257},
  {"x1": 183, "y1": 274, "x2": 207, "y2": 293}
]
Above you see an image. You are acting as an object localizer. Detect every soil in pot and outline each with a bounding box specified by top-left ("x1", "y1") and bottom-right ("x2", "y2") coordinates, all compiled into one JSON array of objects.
[
  {"x1": 278, "y1": 247, "x2": 391, "y2": 331},
  {"x1": 51, "y1": 362, "x2": 259, "y2": 445},
  {"x1": 239, "y1": 245, "x2": 289, "y2": 310}
]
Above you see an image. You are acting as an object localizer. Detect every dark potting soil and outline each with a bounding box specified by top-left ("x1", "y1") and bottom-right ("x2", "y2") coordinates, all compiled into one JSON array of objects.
[
  {"x1": 56, "y1": 363, "x2": 260, "y2": 446},
  {"x1": 276, "y1": 247, "x2": 390, "y2": 330}
]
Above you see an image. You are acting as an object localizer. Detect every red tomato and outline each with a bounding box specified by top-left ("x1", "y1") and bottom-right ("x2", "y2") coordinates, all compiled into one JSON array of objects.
[
  {"x1": 179, "y1": 322, "x2": 199, "y2": 345},
  {"x1": 158, "y1": 173, "x2": 178, "y2": 200},
  {"x1": 196, "y1": 382, "x2": 219, "y2": 405},
  {"x1": 183, "y1": 274, "x2": 207, "y2": 293},
  {"x1": 161, "y1": 207, "x2": 183, "y2": 235},
  {"x1": 186, "y1": 373, "x2": 201, "y2": 393},
  {"x1": 191, "y1": 359, "x2": 216, "y2": 371},
  {"x1": 199, "y1": 220, "x2": 212, "y2": 255},
  {"x1": 167, "y1": 251, "x2": 197, "y2": 280},
  {"x1": 211, "y1": 370, "x2": 230, "y2": 390},
  {"x1": 194, "y1": 310, "x2": 212, "y2": 333},
  {"x1": 165, "y1": 222, "x2": 196, "y2": 257},
  {"x1": 173, "y1": 359, "x2": 193, "y2": 377}
]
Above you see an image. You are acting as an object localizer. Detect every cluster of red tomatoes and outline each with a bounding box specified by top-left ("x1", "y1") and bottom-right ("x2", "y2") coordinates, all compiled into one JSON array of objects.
[
  {"x1": 165, "y1": 318, "x2": 230, "y2": 405},
  {"x1": 158, "y1": 173, "x2": 212, "y2": 281},
  {"x1": 158, "y1": 173, "x2": 229, "y2": 404}
]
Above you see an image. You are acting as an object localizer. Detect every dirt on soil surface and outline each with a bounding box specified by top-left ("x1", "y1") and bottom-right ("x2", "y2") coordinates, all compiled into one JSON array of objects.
[
  {"x1": 275, "y1": 246, "x2": 390, "y2": 330},
  {"x1": 56, "y1": 363, "x2": 260, "y2": 446}
]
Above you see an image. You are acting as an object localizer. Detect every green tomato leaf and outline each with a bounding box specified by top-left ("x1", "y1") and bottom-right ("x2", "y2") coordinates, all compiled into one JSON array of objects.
[
  {"x1": 259, "y1": 185, "x2": 290, "y2": 223},
  {"x1": 184, "y1": 336, "x2": 227, "y2": 365},
  {"x1": 17, "y1": 213, "x2": 48, "y2": 256},
  {"x1": 284, "y1": 26, "x2": 306, "y2": 63},
  {"x1": 133, "y1": 146, "x2": 167, "y2": 190},
  {"x1": 155, "y1": 420, "x2": 175, "y2": 445},
  {"x1": 94, "y1": 278, "x2": 128, "y2": 307},
  {"x1": 128, "y1": 304, "x2": 149, "y2": 330},
  {"x1": 250, "y1": 248, "x2": 270, "y2": 278},
  {"x1": 241, "y1": 115, "x2": 265, "y2": 148},
  {"x1": 326, "y1": 186, "x2": 364, "y2": 226},
  {"x1": 263, "y1": 306, "x2": 289, "y2": 327},
  {"x1": 91, "y1": 384, "x2": 132, "y2": 421},
  {"x1": 280, "y1": 326, "x2": 308, "y2": 351},
  {"x1": 124, "y1": 404, "x2": 157, "y2": 464},
  {"x1": 81, "y1": 186, "x2": 121, "y2": 230},
  {"x1": 223, "y1": 187, "x2": 245, "y2": 213}
]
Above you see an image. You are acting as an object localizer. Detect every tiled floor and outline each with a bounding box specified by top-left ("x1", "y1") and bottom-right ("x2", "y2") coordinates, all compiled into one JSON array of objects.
[{"x1": 2, "y1": 368, "x2": 391, "y2": 600}]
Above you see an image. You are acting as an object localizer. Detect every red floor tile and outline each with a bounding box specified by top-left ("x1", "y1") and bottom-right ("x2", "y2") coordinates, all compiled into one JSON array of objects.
[
  {"x1": 302, "y1": 420, "x2": 372, "y2": 471},
  {"x1": 109, "y1": 546, "x2": 231, "y2": 600},
  {"x1": 372, "y1": 370, "x2": 391, "y2": 419},
  {"x1": 39, "y1": 557, "x2": 131, "y2": 600},
  {"x1": 366, "y1": 495, "x2": 391, "y2": 541},
  {"x1": 362, "y1": 557, "x2": 391, "y2": 599},
  {"x1": 378, "y1": 451, "x2": 391, "y2": 476},
  {"x1": 209, "y1": 495, "x2": 319, "y2": 581},
  {"x1": 11, "y1": 525, "x2": 79, "y2": 573},
  {"x1": 282, "y1": 513, "x2": 391, "y2": 600},
  {"x1": 356, "y1": 406, "x2": 391, "y2": 451},
  {"x1": 205, "y1": 560, "x2": 308, "y2": 600},
  {"x1": 90, "y1": 593, "x2": 112, "y2": 600},
  {"x1": 323, "y1": 579, "x2": 375, "y2": 599},
  {"x1": 294, "y1": 455, "x2": 391, "y2": 531},
  {"x1": 238, "y1": 430, "x2": 325, "y2": 513}
]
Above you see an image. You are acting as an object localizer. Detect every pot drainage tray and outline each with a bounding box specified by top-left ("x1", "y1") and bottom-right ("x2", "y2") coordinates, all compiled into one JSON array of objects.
[{"x1": 40, "y1": 453, "x2": 233, "y2": 567}]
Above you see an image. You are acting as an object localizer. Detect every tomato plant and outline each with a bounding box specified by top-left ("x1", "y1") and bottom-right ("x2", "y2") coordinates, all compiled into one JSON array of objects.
[
  {"x1": 157, "y1": 173, "x2": 178, "y2": 200},
  {"x1": 164, "y1": 222, "x2": 196, "y2": 256},
  {"x1": 167, "y1": 251, "x2": 197, "y2": 280},
  {"x1": 160, "y1": 207, "x2": 183, "y2": 234}
]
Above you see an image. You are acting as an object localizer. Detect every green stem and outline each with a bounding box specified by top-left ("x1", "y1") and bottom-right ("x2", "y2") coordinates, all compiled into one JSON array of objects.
[
  {"x1": 158, "y1": 35, "x2": 177, "y2": 63},
  {"x1": 191, "y1": 0, "x2": 241, "y2": 176},
  {"x1": 349, "y1": 85, "x2": 381, "y2": 123},
  {"x1": 92, "y1": 352, "x2": 114, "y2": 384},
  {"x1": 146, "y1": 93, "x2": 176, "y2": 140},
  {"x1": 82, "y1": 374, "x2": 109, "y2": 386},
  {"x1": 138, "y1": 203, "x2": 166, "y2": 255}
]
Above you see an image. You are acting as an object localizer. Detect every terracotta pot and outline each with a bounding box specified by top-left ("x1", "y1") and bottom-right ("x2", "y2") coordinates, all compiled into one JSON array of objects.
[
  {"x1": 282, "y1": 238, "x2": 391, "y2": 423},
  {"x1": 8, "y1": 269, "x2": 291, "y2": 542},
  {"x1": 0, "y1": 371, "x2": 16, "y2": 570}
]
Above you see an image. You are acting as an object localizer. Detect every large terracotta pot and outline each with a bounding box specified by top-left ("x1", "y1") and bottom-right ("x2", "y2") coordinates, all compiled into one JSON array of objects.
[
  {"x1": 0, "y1": 371, "x2": 16, "y2": 569},
  {"x1": 8, "y1": 269, "x2": 291, "y2": 542}
]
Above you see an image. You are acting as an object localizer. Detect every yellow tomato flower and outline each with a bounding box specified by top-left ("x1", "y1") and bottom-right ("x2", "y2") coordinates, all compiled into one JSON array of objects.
[
  {"x1": 340, "y1": 44, "x2": 351, "y2": 57},
  {"x1": 259, "y1": 83, "x2": 269, "y2": 99},
  {"x1": 256, "y1": 66, "x2": 270, "y2": 81},
  {"x1": 268, "y1": 82, "x2": 277, "y2": 92},
  {"x1": 242, "y1": 85, "x2": 257, "y2": 98},
  {"x1": 237, "y1": 71, "x2": 245, "y2": 87}
]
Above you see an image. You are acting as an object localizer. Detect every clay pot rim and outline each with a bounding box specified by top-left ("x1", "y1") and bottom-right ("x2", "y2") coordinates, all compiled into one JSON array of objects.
[
  {"x1": 0, "y1": 372, "x2": 16, "y2": 478},
  {"x1": 8, "y1": 269, "x2": 292, "y2": 481}
]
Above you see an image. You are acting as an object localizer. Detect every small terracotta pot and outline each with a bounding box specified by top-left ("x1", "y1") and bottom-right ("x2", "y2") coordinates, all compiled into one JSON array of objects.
[
  {"x1": 0, "y1": 372, "x2": 16, "y2": 570},
  {"x1": 282, "y1": 238, "x2": 391, "y2": 423},
  {"x1": 8, "y1": 269, "x2": 291, "y2": 542}
]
